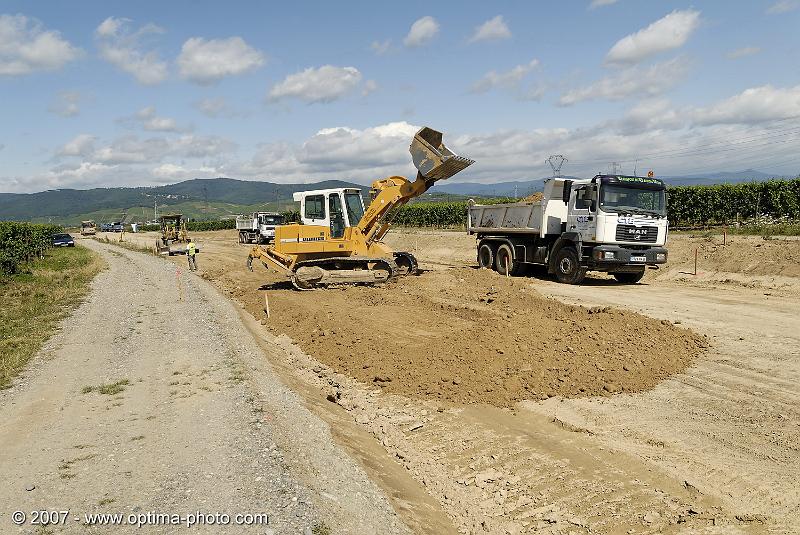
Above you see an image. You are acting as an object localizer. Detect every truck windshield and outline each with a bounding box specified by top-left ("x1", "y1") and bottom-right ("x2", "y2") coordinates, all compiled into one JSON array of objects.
[
  {"x1": 600, "y1": 185, "x2": 666, "y2": 216},
  {"x1": 261, "y1": 216, "x2": 284, "y2": 225},
  {"x1": 344, "y1": 192, "x2": 364, "y2": 227}
]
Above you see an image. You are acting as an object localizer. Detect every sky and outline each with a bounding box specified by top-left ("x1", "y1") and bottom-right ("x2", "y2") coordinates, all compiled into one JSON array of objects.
[{"x1": 1, "y1": 0, "x2": 800, "y2": 193}]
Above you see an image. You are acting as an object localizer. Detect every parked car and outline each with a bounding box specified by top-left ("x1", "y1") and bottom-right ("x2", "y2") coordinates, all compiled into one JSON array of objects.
[{"x1": 52, "y1": 233, "x2": 75, "y2": 247}]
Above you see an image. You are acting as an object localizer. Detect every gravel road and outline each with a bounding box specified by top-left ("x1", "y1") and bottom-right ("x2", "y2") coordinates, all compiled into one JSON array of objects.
[{"x1": 0, "y1": 240, "x2": 410, "y2": 534}]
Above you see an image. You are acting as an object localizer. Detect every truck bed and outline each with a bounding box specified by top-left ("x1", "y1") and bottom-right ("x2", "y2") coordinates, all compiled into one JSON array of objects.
[{"x1": 468, "y1": 202, "x2": 544, "y2": 235}]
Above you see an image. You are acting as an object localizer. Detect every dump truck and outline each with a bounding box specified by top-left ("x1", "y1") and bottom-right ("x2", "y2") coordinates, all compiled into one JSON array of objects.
[
  {"x1": 236, "y1": 212, "x2": 285, "y2": 244},
  {"x1": 80, "y1": 220, "x2": 97, "y2": 236},
  {"x1": 248, "y1": 126, "x2": 474, "y2": 289},
  {"x1": 468, "y1": 175, "x2": 669, "y2": 284}
]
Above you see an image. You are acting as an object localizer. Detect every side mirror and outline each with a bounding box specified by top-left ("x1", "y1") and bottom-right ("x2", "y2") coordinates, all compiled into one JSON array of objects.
[{"x1": 562, "y1": 180, "x2": 573, "y2": 204}]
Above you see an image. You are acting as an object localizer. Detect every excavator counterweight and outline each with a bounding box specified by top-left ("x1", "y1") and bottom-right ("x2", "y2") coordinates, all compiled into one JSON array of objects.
[{"x1": 248, "y1": 126, "x2": 473, "y2": 289}]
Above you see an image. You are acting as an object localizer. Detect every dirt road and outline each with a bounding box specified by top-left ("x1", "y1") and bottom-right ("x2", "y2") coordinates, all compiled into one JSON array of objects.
[
  {"x1": 0, "y1": 239, "x2": 411, "y2": 534},
  {"x1": 93, "y1": 229, "x2": 799, "y2": 533}
]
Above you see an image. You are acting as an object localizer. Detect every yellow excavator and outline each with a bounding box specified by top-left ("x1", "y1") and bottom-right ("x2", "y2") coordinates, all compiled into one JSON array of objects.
[{"x1": 247, "y1": 126, "x2": 474, "y2": 289}]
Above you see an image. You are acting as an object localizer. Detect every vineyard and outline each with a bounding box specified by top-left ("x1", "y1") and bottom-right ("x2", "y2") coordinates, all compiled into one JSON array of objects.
[
  {"x1": 389, "y1": 179, "x2": 800, "y2": 229},
  {"x1": 0, "y1": 222, "x2": 63, "y2": 276}
]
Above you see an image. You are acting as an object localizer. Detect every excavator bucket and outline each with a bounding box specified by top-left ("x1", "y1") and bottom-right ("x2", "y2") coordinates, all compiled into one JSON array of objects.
[{"x1": 410, "y1": 127, "x2": 475, "y2": 181}]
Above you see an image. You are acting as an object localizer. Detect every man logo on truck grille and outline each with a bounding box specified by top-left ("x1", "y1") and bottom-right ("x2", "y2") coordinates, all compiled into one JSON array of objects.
[{"x1": 628, "y1": 228, "x2": 647, "y2": 240}]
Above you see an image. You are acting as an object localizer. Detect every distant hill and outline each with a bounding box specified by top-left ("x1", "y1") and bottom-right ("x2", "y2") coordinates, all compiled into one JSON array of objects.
[
  {"x1": 2, "y1": 170, "x2": 792, "y2": 225},
  {"x1": 0, "y1": 177, "x2": 369, "y2": 224},
  {"x1": 435, "y1": 169, "x2": 788, "y2": 196}
]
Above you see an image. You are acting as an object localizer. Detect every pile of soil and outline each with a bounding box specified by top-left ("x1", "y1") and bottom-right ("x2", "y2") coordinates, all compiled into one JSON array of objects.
[
  {"x1": 521, "y1": 192, "x2": 544, "y2": 203},
  {"x1": 240, "y1": 267, "x2": 707, "y2": 407}
]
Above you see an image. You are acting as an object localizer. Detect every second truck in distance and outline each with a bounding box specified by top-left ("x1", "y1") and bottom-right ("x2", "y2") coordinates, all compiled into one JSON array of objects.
[
  {"x1": 236, "y1": 212, "x2": 285, "y2": 244},
  {"x1": 468, "y1": 175, "x2": 669, "y2": 284}
]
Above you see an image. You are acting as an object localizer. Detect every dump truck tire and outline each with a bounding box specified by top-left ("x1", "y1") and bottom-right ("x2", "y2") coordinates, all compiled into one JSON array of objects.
[
  {"x1": 478, "y1": 242, "x2": 495, "y2": 270},
  {"x1": 554, "y1": 246, "x2": 586, "y2": 284},
  {"x1": 496, "y1": 244, "x2": 523, "y2": 276}
]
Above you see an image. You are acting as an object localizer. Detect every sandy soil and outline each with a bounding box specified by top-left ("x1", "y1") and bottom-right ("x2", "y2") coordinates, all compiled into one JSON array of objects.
[{"x1": 102, "y1": 228, "x2": 799, "y2": 533}]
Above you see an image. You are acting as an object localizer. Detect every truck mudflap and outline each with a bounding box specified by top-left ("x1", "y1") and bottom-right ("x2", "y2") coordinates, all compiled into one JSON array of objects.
[{"x1": 589, "y1": 245, "x2": 667, "y2": 268}]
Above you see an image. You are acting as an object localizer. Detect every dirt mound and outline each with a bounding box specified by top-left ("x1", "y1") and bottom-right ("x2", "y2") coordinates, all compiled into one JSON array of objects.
[
  {"x1": 236, "y1": 267, "x2": 706, "y2": 407},
  {"x1": 521, "y1": 192, "x2": 543, "y2": 203}
]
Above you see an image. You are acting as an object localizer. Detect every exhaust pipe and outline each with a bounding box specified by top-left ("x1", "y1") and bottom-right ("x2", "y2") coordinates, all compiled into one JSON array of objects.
[{"x1": 410, "y1": 127, "x2": 474, "y2": 181}]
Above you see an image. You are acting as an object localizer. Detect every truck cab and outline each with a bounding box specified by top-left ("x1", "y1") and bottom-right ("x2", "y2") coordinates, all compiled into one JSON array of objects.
[{"x1": 563, "y1": 175, "x2": 668, "y2": 267}]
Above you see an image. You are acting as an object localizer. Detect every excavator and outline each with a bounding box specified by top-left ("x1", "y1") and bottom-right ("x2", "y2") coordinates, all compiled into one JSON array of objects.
[{"x1": 247, "y1": 126, "x2": 474, "y2": 289}]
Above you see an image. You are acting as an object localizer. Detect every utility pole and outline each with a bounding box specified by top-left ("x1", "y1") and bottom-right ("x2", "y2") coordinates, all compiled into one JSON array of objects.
[
  {"x1": 546, "y1": 155, "x2": 567, "y2": 178},
  {"x1": 609, "y1": 162, "x2": 621, "y2": 175}
]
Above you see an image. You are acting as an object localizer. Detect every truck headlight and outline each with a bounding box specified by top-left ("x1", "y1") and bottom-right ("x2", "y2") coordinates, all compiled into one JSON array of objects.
[
  {"x1": 656, "y1": 253, "x2": 667, "y2": 261},
  {"x1": 603, "y1": 251, "x2": 616, "y2": 259}
]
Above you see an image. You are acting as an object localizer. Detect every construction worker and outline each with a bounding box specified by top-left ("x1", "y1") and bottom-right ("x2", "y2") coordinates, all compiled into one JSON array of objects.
[{"x1": 187, "y1": 239, "x2": 197, "y2": 271}]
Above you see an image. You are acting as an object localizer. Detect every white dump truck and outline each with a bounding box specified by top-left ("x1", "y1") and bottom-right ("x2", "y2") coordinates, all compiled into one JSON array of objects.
[
  {"x1": 236, "y1": 212, "x2": 285, "y2": 244},
  {"x1": 468, "y1": 174, "x2": 669, "y2": 284}
]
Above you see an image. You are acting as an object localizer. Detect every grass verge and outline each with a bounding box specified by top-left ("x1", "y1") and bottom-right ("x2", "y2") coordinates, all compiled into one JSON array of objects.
[{"x1": 0, "y1": 244, "x2": 105, "y2": 388}]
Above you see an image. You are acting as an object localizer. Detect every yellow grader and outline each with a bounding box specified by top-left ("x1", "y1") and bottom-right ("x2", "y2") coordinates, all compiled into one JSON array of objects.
[
  {"x1": 155, "y1": 214, "x2": 190, "y2": 256},
  {"x1": 247, "y1": 126, "x2": 474, "y2": 289}
]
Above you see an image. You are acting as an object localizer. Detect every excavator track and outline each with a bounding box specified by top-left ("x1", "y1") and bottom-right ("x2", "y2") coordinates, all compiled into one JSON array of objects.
[{"x1": 290, "y1": 257, "x2": 401, "y2": 290}]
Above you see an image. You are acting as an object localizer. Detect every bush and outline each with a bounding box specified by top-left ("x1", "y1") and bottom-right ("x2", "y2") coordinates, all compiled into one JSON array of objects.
[
  {"x1": 0, "y1": 222, "x2": 63, "y2": 275},
  {"x1": 667, "y1": 178, "x2": 800, "y2": 226}
]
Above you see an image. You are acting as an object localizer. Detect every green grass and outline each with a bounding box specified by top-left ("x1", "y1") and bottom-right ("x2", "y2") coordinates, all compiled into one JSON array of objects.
[
  {"x1": 82, "y1": 379, "x2": 130, "y2": 395},
  {"x1": 0, "y1": 245, "x2": 105, "y2": 388}
]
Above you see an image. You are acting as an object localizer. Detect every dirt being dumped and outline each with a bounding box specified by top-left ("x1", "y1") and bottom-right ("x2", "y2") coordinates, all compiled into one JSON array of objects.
[{"x1": 239, "y1": 267, "x2": 707, "y2": 407}]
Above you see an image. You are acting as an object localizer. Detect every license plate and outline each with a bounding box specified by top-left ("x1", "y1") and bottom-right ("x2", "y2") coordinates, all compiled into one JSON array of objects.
[{"x1": 630, "y1": 255, "x2": 646, "y2": 262}]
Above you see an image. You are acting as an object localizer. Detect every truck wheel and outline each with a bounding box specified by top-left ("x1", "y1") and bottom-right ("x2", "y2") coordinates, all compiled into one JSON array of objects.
[
  {"x1": 613, "y1": 269, "x2": 645, "y2": 284},
  {"x1": 238, "y1": 232, "x2": 245, "y2": 244},
  {"x1": 477, "y1": 242, "x2": 495, "y2": 270},
  {"x1": 554, "y1": 246, "x2": 587, "y2": 284},
  {"x1": 496, "y1": 244, "x2": 522, "y2": 276}
]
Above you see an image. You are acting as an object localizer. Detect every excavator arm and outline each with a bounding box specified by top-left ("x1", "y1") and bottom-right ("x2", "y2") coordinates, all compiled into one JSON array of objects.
[{"x1": 357, "y1": 127, "x2": 474, "y2": 244}]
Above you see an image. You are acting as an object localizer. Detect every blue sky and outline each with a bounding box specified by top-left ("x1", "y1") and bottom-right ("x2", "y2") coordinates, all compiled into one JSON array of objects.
[{"x1": 1, "y1": 0, "x2": 800, "y2": 192}]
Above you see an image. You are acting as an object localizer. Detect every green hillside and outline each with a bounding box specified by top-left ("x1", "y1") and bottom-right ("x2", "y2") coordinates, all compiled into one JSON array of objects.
[{"x1": 0, "y1": 178, "x2": 369, "y2": 225}]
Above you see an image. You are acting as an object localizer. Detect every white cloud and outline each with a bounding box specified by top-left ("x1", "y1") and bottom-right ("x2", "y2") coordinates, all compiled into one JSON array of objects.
[
  {"x1": 605, "y1": 9, "x2": 700, "y2": 65},
  {"x1": 268, "y1": 65, "x2": 363, "y2": 103},
  {"x1": 469, "y1": 15, "x2": 511, "y2": 43},
  {"x1": 0, "y1": 14, "x2": 81, "y2": 76},
  {"x1": 193, "y1": 97, "x2": 238, "y2": 118},
  {"x1": 691, "y1": 85, "x2": 800, "y2": 126},
  {"x1": 370, "y1": 39, "x2": 391, "y2": 55},
  {"x1": 590, "y1": 0, "x2": 619, "y2": 8},
  {"x1": 48, "y1": 91, "x2": 82, "y2": 117},
  {"x1": 767, "y1": 0, "x2": 800, "y2": 14},
  {"x1": 362, "y1": 79, "x2": 378, "y2": 96},
  {"x1": 559, "y1": 57, "x2": 689, "y2": 105},
  {"x1": 177, "y1": 36, "x2": 265, "y2": 85},
  {"x1": 404, "y1": 16, "x2": 439, "y2": 47},
  {"x1": 133, "y1": 106, "x2": 187, "y2": 132},
  {"x1": 57, "y1": 134, "x2": 95, "y2": 157},
  {"x1": 727, "y1": 46, "x2": 761, "y2": 60},
  {"x1": 94, "y1": 17, "x2": 168, "y2": 85},
  {"x1": 234, "y1": 121, "x2": 422, "y2": 181},
  {"x1": 471, "y1": 59, "x2": 540, "y2": 94},
  {"x1": 152, "y1": 163, "x2": 217, "y2": 180}
]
